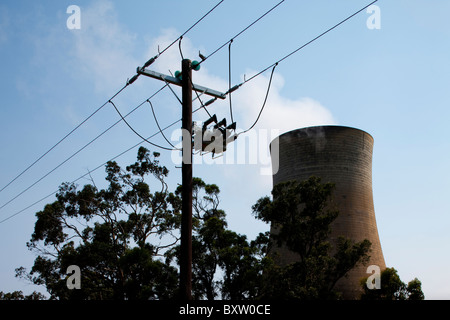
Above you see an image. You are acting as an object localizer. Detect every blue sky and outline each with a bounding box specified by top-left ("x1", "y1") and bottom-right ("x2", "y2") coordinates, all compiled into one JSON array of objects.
[{"x1": 0, "y1": 0, "x2": 449, "y2": 299}]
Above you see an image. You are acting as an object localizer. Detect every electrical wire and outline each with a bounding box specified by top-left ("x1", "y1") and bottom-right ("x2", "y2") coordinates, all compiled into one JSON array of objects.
[
  {"x1": 0, "y1": 98, "x2": 220, "y2": 225},
  {"x1": 189, "y1": 74, "x2": 212, "y2": 118},
  {"x1": 241, "y1": 0, "x2": 379, "y2": 87},
  {"x1": 158, "y1": 1, "x2": 225, "y2": 59},
  {"x1": 198, "y1": 0, "x2": 285, "y2": 66},
  {"x1": 0, "y1": 85, "x2": 168, "y2": 213},
  {"x1": 0, "y1": 83, "x2": 129, "y2": 196},
  {"x1": 178, "y1": 37, "x2": 185, "y2": 60},
  {"x1": 226, "y1": 0, "x2": 379, "y2": 134},
  {"x1": 239, "y1": 63, "x2": 278, "y2": 135},
  {"x1": 0, "y1": 0, "x2": 378, "y2": 224},
  {"x1": 109, "y1": 100, "x2": 175, "y2": 151},
  {"x1": 0, "y1": 0, "x2": 225, "y2": 198},
  {"x1": 175, "y1": 0, "x2": 286, "y2": 130},
  {"x1": 183, "y1": 0, "x2": 286, "y2": 124},
  {"x1": 178, "y1": 37, "x2": 213, "y2": 118},
  {"x1": 228, "y1": 40, "x2": 234, "y2": 123},
  {"x1": 158, "y1": 75, "x2": 183, "y2": 105},
  {"x1": 147, "y1": 99, "x2": 179, "y2": 150}
]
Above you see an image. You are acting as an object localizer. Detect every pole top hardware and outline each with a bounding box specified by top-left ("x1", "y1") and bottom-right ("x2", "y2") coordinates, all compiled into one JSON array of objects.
[{"x1": 137, "y1": 67, "x2": 226, "y2": 100}]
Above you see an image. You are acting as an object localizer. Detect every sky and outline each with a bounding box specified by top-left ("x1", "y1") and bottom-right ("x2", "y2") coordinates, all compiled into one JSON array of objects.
[{"x1": 0, "y1": 0, "x2": 449, "y2": 300}]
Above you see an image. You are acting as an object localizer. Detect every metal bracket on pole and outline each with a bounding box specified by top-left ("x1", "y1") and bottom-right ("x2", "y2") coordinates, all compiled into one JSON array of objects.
[
  {"x1": 137, "y1": 67, "x2": 227, "y2": 100},
  {"x1": 137, "y1": 60, "x2": 227, "y2": 300}
]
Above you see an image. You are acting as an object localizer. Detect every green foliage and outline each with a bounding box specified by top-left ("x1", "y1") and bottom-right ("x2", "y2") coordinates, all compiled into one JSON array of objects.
[
  {"x1": 252, "y1": 176, "x2": 372, "y2": 300},
  {"x1": 15, "y1": 149, "x2": 422, "y2": 301},
  {"x1": 17, "y1": 147, "x2": 268, "y2": 300},
  {"x1": 360, "y1": 267, "x2": 424, "y2": 300},
  {"x1": 166, "y1": 179, "x2": 270, "y2": 300},
  {"x1": 18, "y1": 147, "x2": 180, "y2": 300},
  {"x1": 0, "y1": 290, "x2": 46, "y2": 300}
]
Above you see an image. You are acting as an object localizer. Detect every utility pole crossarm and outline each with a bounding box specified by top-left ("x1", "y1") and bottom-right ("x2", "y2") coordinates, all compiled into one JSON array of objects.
[
  {"x1": 137, "y1": 59, "x2": 227, "y2": 301},
  {"x1": 137, "y1": 67, "x2": 227, "y2": 100}
]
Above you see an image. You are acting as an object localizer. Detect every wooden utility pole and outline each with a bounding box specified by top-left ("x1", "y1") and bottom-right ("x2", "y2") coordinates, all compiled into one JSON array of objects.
[
  {"x1": 137, "y1": 58, "x2": 226, "y2": 301},
  {"x1": 180, "y1": 59, "x2": 193, "y2": 300}
]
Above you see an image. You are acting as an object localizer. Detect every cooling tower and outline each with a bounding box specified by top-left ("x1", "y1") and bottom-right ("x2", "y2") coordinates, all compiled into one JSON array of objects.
[{"x1": 269, "y1": 125, "x2": 385, "y2": 299}]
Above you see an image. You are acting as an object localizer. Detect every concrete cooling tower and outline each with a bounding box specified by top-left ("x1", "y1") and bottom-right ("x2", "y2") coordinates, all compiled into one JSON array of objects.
[{"x1": 269, "y1": 125, "x2": 385, "y2": 299}]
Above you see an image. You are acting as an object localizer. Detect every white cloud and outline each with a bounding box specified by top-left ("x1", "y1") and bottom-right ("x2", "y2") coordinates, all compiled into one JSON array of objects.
[
  {"x1": 233, "y1": 70, "x2": 336, "y2": 135},
  {"x1": 144, "y1": 28, "x2": 336, "y2": 134},
  {"x1": 146, "y1": 27, "x2": 337, "y2": 194},
  {"x1": 145, "y1": 28, "x2": 185, "y2": 74},
  {"x1": 145, "y1": 28, "x2": 227, "y2": 92},
  {"x1": 64, "y1": 2, "x2": 337, "y2": 191},
  {"x1": 219, "y1": 69, "x2": 336, "y2": 190},
  {"x1": 70, "y1": 0, "x2": 139, "y2": 92}
]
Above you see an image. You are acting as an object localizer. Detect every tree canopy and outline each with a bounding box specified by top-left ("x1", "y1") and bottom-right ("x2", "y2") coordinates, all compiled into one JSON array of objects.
[
  {"x1": 16, "y1": 147, "x2": 269, "y2": 300},
  {"x1": 360, "y1": 267, "x2": 424, "y2": 300},
  {"x1": 11, "y1": 147, "x2": 423, "y2": 300},
  {"x1": 18, "y1": 147, "x2": 180, "y2": 300},
  {"x1": 252, "y1": 177, "x2": 372, "y2": 299}
]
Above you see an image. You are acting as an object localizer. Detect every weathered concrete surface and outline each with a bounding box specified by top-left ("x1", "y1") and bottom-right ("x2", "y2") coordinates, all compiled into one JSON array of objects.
[{"x1": 269, "y1": 125, "x2": 385, "y2": 299}]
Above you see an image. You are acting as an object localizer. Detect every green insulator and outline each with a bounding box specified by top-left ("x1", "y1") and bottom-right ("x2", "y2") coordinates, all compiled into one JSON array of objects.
[{"x1": 191, "y1": 60, "x2": 201, "y2": 71}]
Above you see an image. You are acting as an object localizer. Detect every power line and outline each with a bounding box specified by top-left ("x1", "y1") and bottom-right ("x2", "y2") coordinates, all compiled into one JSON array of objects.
[
  {"x1": 0, "y1": 0, "x2": 225, "y2": 197},
  {"x1": 159, "y1": 0, "x2": 225, "y2": 58},
  {"x1": 191, "y1": 0, "x2": 285, "y2": 124},
  {"x1": 0, "y1": 83, "x2": 129, "y2": 196},
  {"x1": 177, "y1": 37, "x2": 213, "y2": 119},
  {"x1": 241, "y1": 0, "x2": 379, "y2": 86},
  {"x1": 135, "y1": 0, "x2": 225, "y2": 75},
  {"x1": 0, "y1": 82, "x2": 221, "y2": 222},
  {"x1": 0, "y1": 0, "x2": 378, "y2": 223},
  {"x1": 228, "y1": 41, "x2": 234, "y2": 123},
  {"x1": 224, "y1": 0, "x2": 379, "y2": 133},
  {"x1": 0, "y1": 85, "x2": 168, "y2": 213},
  {"x1": 239, "y1": 63, "x2": 278, "y2": 135},
  {"x1": 0, "y1": 98, "x2": 219, "y2": 225},
  {"x1": 198, "y1": 0, "x2": 285, "y2": 65},
  {"x1": 148, "y1": 99, "x2": 179, "y2": 150},
  {"x1": 109, "y1": 99, "x2": 175, "y2": 151}
]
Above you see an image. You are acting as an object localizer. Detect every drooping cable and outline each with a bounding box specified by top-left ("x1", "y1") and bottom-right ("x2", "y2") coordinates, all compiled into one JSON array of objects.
[
  {"x1": 147, "y1": 99, "x2": 179, "y2": 150},
  {"x1": 159, "y1": 75, "x2": 183, "y2": 106},
  {"x1": 224, "y1": 0, "x2": 379, "y2": 133},
  {"x1": 109, "y1": 100, "x2": 175, "y2": 151},
  {"x1": 179, "y1": 37, "x2": 213, "y2": 118},
  {"x1": 228, "y1": 40, "x2": 234, "y2": 123},
  {"x1": 159, "y1": 1, "x2": 225, "y2": 58},
  {"x1": 0, "y1": 85, "x2": 168, "y2": 213},
  {"x1": 0, "y1": 0, "x2": 377, "y2": 223},
  {"x1": 0, "y1": 0, "x2": 226, "y2": 198},
  {"x1": 0, "y1": 98, "x2": 221, "y2": 225},
  {"x1": 239, "y1": 63, "x2": 278, "y2": 135},
  {"x1": 178, "y1": 37, "x2": 185, "y2": 60}
]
